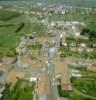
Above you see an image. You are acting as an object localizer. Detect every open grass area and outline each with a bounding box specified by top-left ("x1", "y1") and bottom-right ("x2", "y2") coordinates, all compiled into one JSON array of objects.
[
  {"x1": 0, "y1": 24, "x2": 26, "y2": 58},
  {"x1": 85, "y1": 22, "x2": 96, "y2": 32},
  {"x1": 81, "y1": 71, "x2": 96, "y2": 77},
  {"x1": 6, "y1": 15, "x2": 26, "y2": 24},
  {"x1": 20, "y1": 22, "x2": 47, "y2": 37},
  {"x1": 58, "y1": 85, "x2": 86, "y2": 100},
  {"x1": 0, "y1": 22, "x2": 47, "y2": 58},
  {"x1": 72, "y1": 77, "x2": 96, "y2": 97},
  {"x1": 58, "y1": 70, "x2": 96, "y2": 99},
  {"x1": 0, "y1": 9, "x2": 26, "y2": 57},
  {"x1": 0, "y1": 9, "x2": 21, "y2": 21},
  {"x1": 0, "y1": 79, "x2": 35, "y2": 100},
  {"x1": 0, "y1": 8, "x2": 47, "y2": 58},
  {"x1": 28, "y1": 44, "x2": 42, "y2": 51},
  {"x1": 50, "y1": 11, "x2": 96, "y2": 22},
  {"x1": 0, "y1": 24, "x2": 24, "y2": 57}
]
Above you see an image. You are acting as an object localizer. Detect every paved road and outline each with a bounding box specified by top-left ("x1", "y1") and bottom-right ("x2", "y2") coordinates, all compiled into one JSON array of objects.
[
  {"x1": 47, "y1": 32, "x2": 61, "y2": 100},
  {"x1": 13, "y1": 62, "x2": 43, "y2": 73},
  {"x1": 14, "y1": 31, "x2": 63, "y2": 100},
  {"x1": 48, "y1": 61, "x2": 59, "y2": 100}
]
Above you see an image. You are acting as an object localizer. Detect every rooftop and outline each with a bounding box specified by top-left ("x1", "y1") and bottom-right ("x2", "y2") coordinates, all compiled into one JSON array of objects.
[
  {"x1": 28, "y1": 72, "x2": 51, "y2": 96},
  {"x1": 55, "y1": 56, "x2": 72, "y2": 91},
  {"x1": 6, "y1": 70, "x2": 26, "y2": 85}
]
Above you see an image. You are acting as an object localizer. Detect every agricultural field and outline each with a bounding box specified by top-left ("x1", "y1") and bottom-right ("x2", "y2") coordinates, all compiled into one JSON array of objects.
[
  {"x1": 58, "y1": 84, "x2": 86, "y2": 100},
  {"x1": 1, "y1": 0, "x2": 96, "y2": 7},
  {"x1": 87, "y1": 22, "x2": 96, "y2": 31},
  {"x1": 0, "y1": 79, "x2": 36, "y2": 100},
  {"x1": 72, "y1": 77, "x2": 96, "y2": 97},
  {"x1": 0, "y1": 23, "x2": 28, "y2": 58},
  {"x1": 58, "y1": 72, "x2": 96, "y2": 100},
  {"x1": 50, "y1": 9, "x2": 96, "y2": 22},
  {"x1": 0, "y1": 9, "x2": 21, "y2": 21},
  {"x1": 0, "y1": 8, "x2": 47, "y2": 58}
]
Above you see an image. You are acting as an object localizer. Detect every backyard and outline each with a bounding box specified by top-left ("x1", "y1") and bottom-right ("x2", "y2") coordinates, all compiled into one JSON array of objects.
[
  {"x1": 0, "y1": 79, "x2": 36, "y2": 100},
  {"x1": 72, "y1": 77, "x2": 96, "y2": 97}
]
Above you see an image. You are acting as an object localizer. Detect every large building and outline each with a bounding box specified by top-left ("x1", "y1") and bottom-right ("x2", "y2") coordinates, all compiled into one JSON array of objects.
[{"x1": 55, "y1": 56, "x2": 72, "y2": 91}]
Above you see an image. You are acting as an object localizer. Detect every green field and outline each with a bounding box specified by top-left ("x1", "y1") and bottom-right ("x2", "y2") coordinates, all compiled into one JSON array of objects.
[
  {"x1": 0, "y1": 9, "x2": 47, "y2": 58},
  {"x1": 50, "y1": 10, "x2": 96, "y2": 22},
  {"x1": 58, "y1": 75, "x2": 96, "y2": 99},
  {"x1": 58, "y1": 85, "x2": 86, "y2": 100},
  {"x1": 0, "y1": 22, "x2": 46, "y2": 58},
  {"x1": 0, "y1": 23, "x2": 29, "y2": 57},
  {"x1": 72, "y1": 77, "x2": 96, "y2": 97},
  {"x1": 0, "y1": 9, "x2": 21, "y2": 21},
  {"x1": 87, "y1": 22, "x2": 96, "y2": 31},
  {"x1": 28, "y1": 44, "x2": 42, "y2": 50},
  {"x1": 1, "y1": 0, "x2": 96, "y2": 7},
  {"x1": 0, "y1": 79, "x2": 35, "y2": 100}
]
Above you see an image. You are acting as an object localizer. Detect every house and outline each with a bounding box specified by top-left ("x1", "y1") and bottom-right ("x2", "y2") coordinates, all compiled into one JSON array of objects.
[
  {"x1": 87, "y1": 66, "x2": 96, "y2": 72},
  {"x1": 87, "y1": 59, "x2": 96, "y2": 72},
  {"x1": 6, "y1": 70, "x2": 26, "y2": 85},
  {"x1": 71, "y1": 69, "x2": 82, "y2": 77},
  {"x1": 28, "y1": 72, "x2": 50, "y2": 97},
  {"x1": 2, "y1": 56, "x2": 16, "y2": 64},
  {"x1": 55, "y1": 56, "x2": 72, "y2": 91}
]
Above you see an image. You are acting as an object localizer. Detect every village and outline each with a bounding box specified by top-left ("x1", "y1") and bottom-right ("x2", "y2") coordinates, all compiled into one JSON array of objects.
[{"x1": 0, "y1": 2, "x2": 96, "y2": 100}]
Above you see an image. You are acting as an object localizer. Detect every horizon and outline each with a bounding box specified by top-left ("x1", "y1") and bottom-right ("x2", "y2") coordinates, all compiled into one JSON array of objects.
[{"x1": 0, "y1": 0, "x2": 96, "y2": 7}]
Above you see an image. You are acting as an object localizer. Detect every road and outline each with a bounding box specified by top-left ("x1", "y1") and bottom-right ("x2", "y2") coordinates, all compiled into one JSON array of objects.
[
  {"x1": 46, "y1": 32, "x2": 61, "y2": 100},
  {"x1": 15, "y1": 30, "x2": 62, "y2": 100},
  {"x1": 13, "y1": 62, "x2": 43, "y2": 73},
  {"x1": 48, "y1": 61, "x2": 59, "y2": 100}
]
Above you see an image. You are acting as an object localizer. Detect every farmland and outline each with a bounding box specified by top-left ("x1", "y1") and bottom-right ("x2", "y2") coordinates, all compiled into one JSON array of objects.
[
  {"x1": 0, "y1": 9, "x2": 21, "y2": 21},
  {"x1": 1, "y1": 0, "x2": 96, "y2": 7},
  {"x1": 0, "y1": 8, "x2": 46, "y2": 58}
]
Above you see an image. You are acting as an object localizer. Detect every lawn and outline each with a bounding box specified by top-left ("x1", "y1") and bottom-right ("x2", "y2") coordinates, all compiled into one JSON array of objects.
[
  {"x1": 72, "y1": 77, "x2": 96, "y2": 97},
  {"x1": 28, "y1": 44, "x2": 42, "y2": 50},
  {"x1": 0, "y1": 8, "x2": 47, "y2": 58},
  {"x1": 0, "y1": 9, "x2": 21, "y2": 21},
  {"x1": 0, "y1": 79, "x2": 35, "y2": 100},
  {"x1": 87, "y1": 22, "x2": 96, "y2": 31},
  {"x1": 30, "y1": 23, "x2": 47, "y2": 37},
  {"x1": 0, "y1": 9, "x2": 25, "y2": 58},
  {"x1": 57, "y1": 85, "x2": 86, "y2": 100},
  {"x1": 0, "y1": 24, "x2": 25, "y2": 58},
  {"x1": 0, "y1": 22, "x2": 47, "y2": 58}
]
